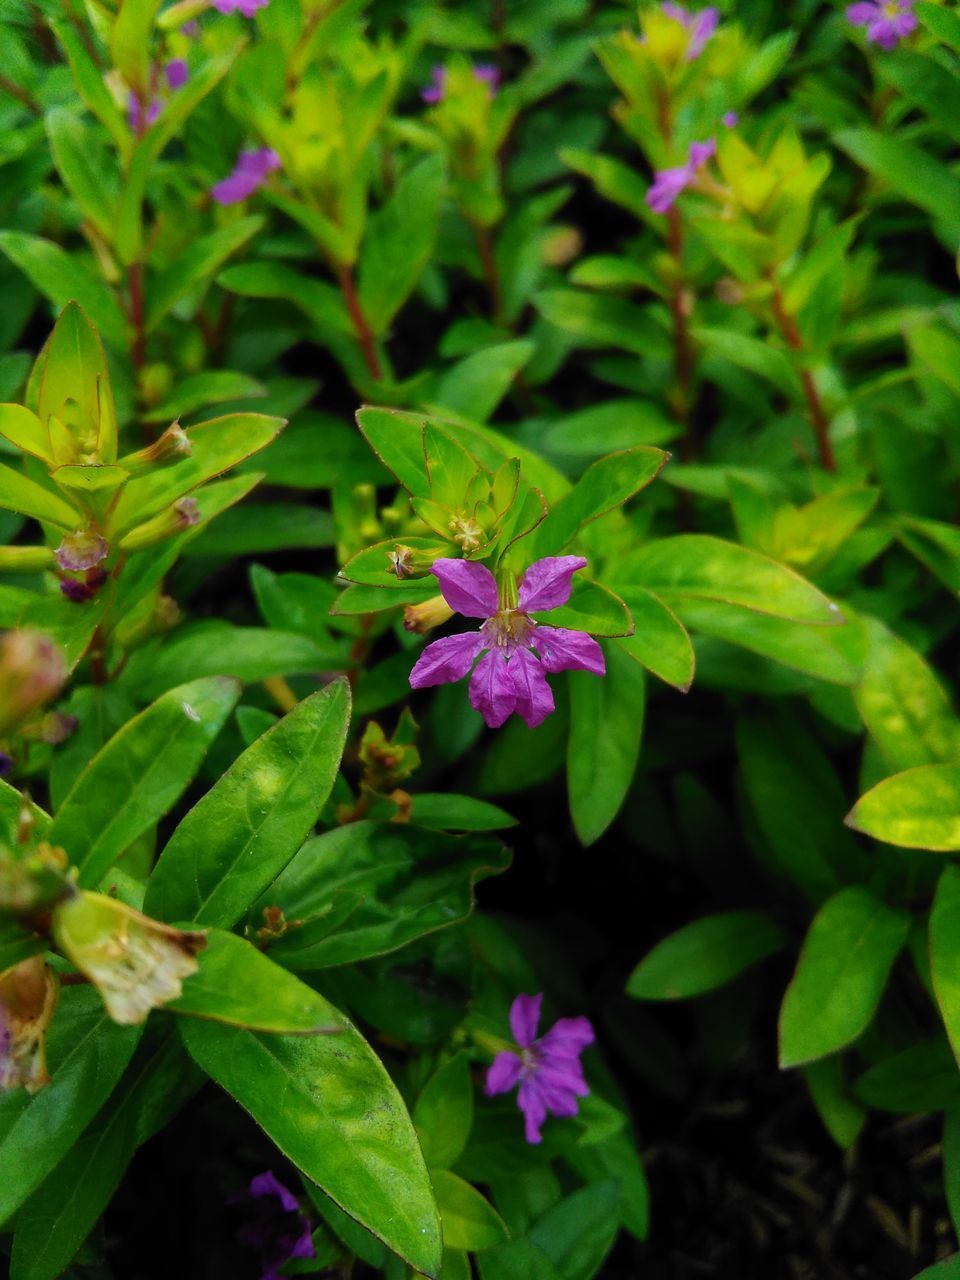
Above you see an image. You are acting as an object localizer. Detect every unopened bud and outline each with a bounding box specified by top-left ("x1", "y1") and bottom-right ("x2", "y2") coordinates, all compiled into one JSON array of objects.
[
  {"x1": 0, "y1": 546, "x2": 56, "y2": 573},
  {"x1": 541, "y1": 225, "x2": 583, "y2": 267},
  {"x1": 715, "y1": 277, "x2": 744, "y2": 305},
  {"x1": 117, "y1": 496, "x2": 201, "y2": 553},
  {"x1": 386, "y1": 543, "x2": 445, "y2": 580},
  {"x1": 55, "y1": 530, "x2": 108, "y2": 573},
  {"x1": 52, "y1": 890, "x2": 206, "y2": 1025},
  {"x1": 0, "y1": 839, "x2": 71, "y2": 915},
  {"x1": 403, "y1": 595, "x2": 454, "y2": 635},
  {"x1": 119, "y1": 423, "x2": 192, "y2": 477},
  {"x1": 0, "y1": 957, "x2": 59, "y2": 1094},
  {"x1": 0, "y1": 632, "x2": 66, "y2": 737}
]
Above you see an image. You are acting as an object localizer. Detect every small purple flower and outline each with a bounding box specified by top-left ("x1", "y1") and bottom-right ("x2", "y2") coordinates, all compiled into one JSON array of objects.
[
  {"x1": 235, "y1": 1171, "x2": 314, "y2": 1280},
  {"x1": 722, "y1": 110, "x2": 739, "y2": 128},
  {"x1": 485, "y1": 993, "x2": 595, "y2": 1144},
  {"x1": 213, "y1": 0, "x2": 270, "y2": 15},
  {"x1": 165, "y1": 58, "x2": 188, "y2": 90},
  {"x1": 210, "y1": 148, "x2": 281, "y2": 206},
  {"x1": 646, "y1": 137, "x2": 716, "y2": 214},
  {"x1": 128, "y1": 92, "x2": 162, "y2": 133},
  {"x1": 846, "y1": 0, "x2": 916, "y2": 49},
  {"x1": 182, "y1": 20, "x2": 200, "y2": 36},
  {"x1": 662, "y1": 3, "x2": 719, "y2": 59},
  {"x1": 55, "y1": 531, "x2": 108, "y2": 574},
  {"x1": 408, "y1": 557, "x2": 605, "y2": 730},
  {"x1": 422, "y1": 63, "x2": 500, "y2": 104}
]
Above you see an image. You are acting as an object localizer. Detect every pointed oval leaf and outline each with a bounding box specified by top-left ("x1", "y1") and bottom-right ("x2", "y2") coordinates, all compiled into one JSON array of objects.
[{"x1": 847, "y1": 764, "x2": 960, "y2": 852}]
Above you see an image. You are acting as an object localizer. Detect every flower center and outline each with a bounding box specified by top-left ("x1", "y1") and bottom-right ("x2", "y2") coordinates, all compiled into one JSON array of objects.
[{"x1": 482, "y1": 609, "x2": 536, "y2": 652}]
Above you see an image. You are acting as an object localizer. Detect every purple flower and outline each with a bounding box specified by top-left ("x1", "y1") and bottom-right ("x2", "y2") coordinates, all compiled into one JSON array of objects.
[
  {"x1": 485, "y1": 993, "x2": 595, "y2": 1144},
  {"x1": 55, "y1": 531, "x2": 108, "y2": 573},
  {"x1": 646, "y1": 137, "x2": 716, "y2": 213},
  {"x1": 210, "y1": 148, "x2": 281, "y2": 206},
  {"x1": 235, "y1": 1171, "x2": 314, "y2": 1280},
  {"x1": 722, "y1": 110, "x2": 739, "y2": 128},
  {"x1": 661, "y1": 3, "x2": 719, "y2": 59},
  {"x1": 165, "y1": 58, "x2": 188, "y2": 90},
  {"x1": 846, "y1": 0, "x2": 916, "y2": 49},
  {"x1": 421, "y1": 63, "x2": 501, "y2": 104},
  {"x1": 408, "y1": 557, "x2": 605, "y2": 730},
  {"x1": 128, "y1": 92, "x2": 162, "y2": 133},
  {"x1": 213, "y1": 0, "x2": 270, "y2": 15}
]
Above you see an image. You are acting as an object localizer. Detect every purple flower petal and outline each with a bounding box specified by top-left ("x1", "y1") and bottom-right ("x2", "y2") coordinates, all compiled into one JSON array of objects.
[
  {"x1": 473, "y1": 63, "x2": 500, "y2": 94},
  {"x1": 56, "y1": 531, "x2": 108, "y2": 573},
  {"x1": 688, "y1": 138, "x2": 717, "y2": 168},
  {"x1": 469, "y1": 650, "x2": 517, "y2": 727},
  {"x1": 422, "y1": 66, "x2": 446, "y2": 103},
  {"x1": 409, "y1": 631, "x2": 484, "y2": 688},
  {"x1": 249, "y1": 1171, "x2": 299, "y2": 1214},
  {"x1": 847, "y1": 1, "x2": 879, "y2": 23},
  {"x1": 211, "y1": 148, "x2": 279, "y2": 206},
  {"x1": 517, "y1": 1077, "x2": 548, "y2": 1144},
  {"x1": 485, "y1": 1050, "x2": 523, "y2": 1095},
  {"x1": 687, "y1": 6, "x2": 718, "y2": 58},
  {"x1": 509, "y1": 649, "x2": 555, "y2": 729},
  {"x1": 165, "y1": 58, "x2": 188, "y2": 90},
  {"x1": 517, "y1": 555, "x2": 587, "y2": 613},
  {"x1": 722, "y1": 111, "x2": 739, "y2": 128},
  {"x1": 531, "y1": 626, "x2": 605, "y2": 676},
  {"x1": 509, "y1": 992, "x2": 543, "y2": 1047},
  {"x1": 539, "y1": 1015, "x2": 595, "y2": 1056},
  {"x1": 646, "y1": 164, "x2": 693, "y2": 213},
  {"x1": 432, "y1": 558, "x2": 499, "y2": 618}
]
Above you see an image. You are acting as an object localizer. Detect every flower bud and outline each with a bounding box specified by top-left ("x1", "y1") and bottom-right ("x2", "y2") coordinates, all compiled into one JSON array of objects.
[
  {"x1": 541, "y1": 225, "x2": 583, "y2": 267},
  {"x1": 0, "y1": 957, "x2": 59, "y2": 1094},
  {"x1": 119, "y1": 423, "x2": 193, "y2": 477},
  {"x1": 0, "y1": 546, "x2": 56, "y2": 573},
  {"x1": 0, "y1": 631, "x2": 66, "y2": 737},
  {"x1": 0, "y1": 840, "x2": 71, "y2": 915},
  {"x1": 55, "y1": 530, "x2": 108, "y2": 573},
  {"x1": 117, "y1": 497, "x2": 200, "y2": 553},
  {"x1": 386, "y1": 544, "x2": 446, "y2": 580},
  {"x1": 52, "y1": 890, "x2": 206, "y2": 1025},
  {"x1": 403, "y1": 595, "x2": 455, "y2": 635}
]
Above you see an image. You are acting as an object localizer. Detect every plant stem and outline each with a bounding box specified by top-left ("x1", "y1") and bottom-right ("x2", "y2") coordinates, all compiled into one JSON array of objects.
[
  {"x1": 667, "y1": 206, "x2": 694, "y2": 457},
  {"x1": 0, "y1": 75, "x2": 42, "y2": 116},
  {"x1": 336, "y1": 264, "x2": 382, "y2": 381},
  {"x1": 129, "y1": 261, "x2": 146, "y2": 371},
  {"x1": 770, "y1": 283, "x2": 835, "y2": 472},
  {"x1": 472, "y1": 221, "x2": 503, "y2": 324}
]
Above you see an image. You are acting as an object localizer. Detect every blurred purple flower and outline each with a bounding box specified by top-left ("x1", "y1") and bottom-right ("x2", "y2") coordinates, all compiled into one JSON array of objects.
[
  {"x1": 211, "y1": 148, "x2": 280, "y2": 205},
  {"x1": 213, "y1": 0, "x2": 270, "y2": 15},
  {"x1": 0, "y1": 753, "x2": 12, "y2": 778},
  {"x1": 408, "y1": 557, "x2": 605, "y2": 730},
  {"x1": 646, "y1": 137, "x2": 716, "y2": 213},
  {"x1": 235, "y1": 1171, "x2": 314, "y2": 1280},
  {"x1": 165, "y1": 58, "x2": 188, "y2": 90},
  {"x1": 662, "y1": 3, "x2": 719, "y2": 58},
  {"x1": 846, "y1": 0, "x2": 916, "y2": 48},
  {"x1": 128, "y1": 92, "x2": 162, "y2": 133},
  {"x1": 722, "y1": 110, "x2": 739, "y2": 127},
  {"x1": 182, "y1": 20, "x2": 200, "y2": 36},
  {"x1": 485, "y1": 993, "x2": 595, "y2": 1144},
  {"x1": 59, "y1": 570, "x2": 107, "y2": 604},
  {"x1": 422, "y1": 62, "x2": 501, "y2": 104}
]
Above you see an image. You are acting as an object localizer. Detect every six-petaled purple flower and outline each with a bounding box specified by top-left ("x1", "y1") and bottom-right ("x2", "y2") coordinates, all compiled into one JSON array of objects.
[
  {"x1": 646, "y1": 138, "x2": 716, "y2": 213},
  {"x1": 422, "y1": 63, "x2": 501, "y2": 104},
  {"x1": 408, "y1": 556, "x2": 605, "y2": 730},
  {"x1": 235, "y1": 1171, "x2": 314, "y2": 1280},
  {"x1": 214, "y1": 0, "x2": 270, "y2": 15},
  {"x1": 661, "y1": 3, "x2": 719, "y2": 59},
  {"x1": 485, "y1": 992, "x2": 595, "y2": 1144},
  {"x1": 846, "y1": 0, "x2": 916, "y2": 49},
  {"x1": 211, "y1": 148, "x2": 281, "y2": 206}
]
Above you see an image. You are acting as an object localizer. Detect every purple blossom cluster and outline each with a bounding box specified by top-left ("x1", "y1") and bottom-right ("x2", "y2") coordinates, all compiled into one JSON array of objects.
[
  {"x1": 211, "y1": 148, "x2": 281, "y2": 205},
  {"x1": 486, "y1": 993, "x2": 595, "y2": 1144},
  {"x1": 213, "y1": 0, "x2": 270, "y2": 15},
  {"x1": 235, "y1": 1171, "x2": 314, "y2": 1280},
  {"x1": 422, "y1": 63, "x2": 500, "y2": 104},
  {"x1": 846, "y1": 0, "x2": 916, "y2": 49},
  {"x1": 408, "y1": 557, "x2": 605, "y2": 730},
  {"x1": 661, "y1": 3, "x2": 719, "y2": 59}
]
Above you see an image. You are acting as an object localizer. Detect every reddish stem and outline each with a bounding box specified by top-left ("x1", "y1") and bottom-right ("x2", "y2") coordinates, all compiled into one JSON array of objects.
[
  {"x1": 770, "y1": 284, "x2": 836, "y2": 472},
  {"x1": 129, "y1": 261, "x2": 146, "y2": 371},
  {"x1": 336, "y1": 264, "x2": 382, "y2": 382},
  {"x1": 472, "y1": 221, "x2": 503, "y2": 324}
]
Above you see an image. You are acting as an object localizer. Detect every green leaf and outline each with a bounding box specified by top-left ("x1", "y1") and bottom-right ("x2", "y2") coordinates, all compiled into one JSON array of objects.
[
  {"x1": 414, "y1": 1054, "x2": 474, "y2": 1170},
  {"x1": 737, "y1": 712, "x2": 863, "y2": 902},
  {"x1": 258, "y1": 822, "x2": 511, "y2": 969},
  {"x1": 614, "y1": 588, "x2": 694, "y2": 692},
  {"x1": 627, "y1": 911, "x2": 786, "y2": 1000},
  {"x1": 833, "y1": 129, "x2": 960, "y2": 247},
  {"x1": 433, "y1": 1171, "x2": 508, "y2": 1253},
  {"x1": 692, "y1": 325, "x2": 801, "y2": 396},
  {"x1": 847, "y1": 764, "x2": 960, "y2": 852},
  {"x1": 50, "y1": 676, "x2": 240, "y2": 888},
  {"x1": 109, "y1": 413, "x2": 284, "y2": 536},
  {"x1": 540, "y1": 578, "x2": 633, "y2": 638},
  {"x1": 855, "y1": 1040, "x2": 960, "y2": 1115},
  {"x1": 779, "y1": 886, "x2": 910, "y2": 1068},
  {"x1": 37, "y1": 300, "x2": 118, "y2": 463},
  {"x1": 527, "y1": 1181, "x2": 621, "y2": 1280},
  {"x1": 9, "y1": 1034, "x2": 201, "y2": 1280},
  {"x1": 356, "y1": 405, "x2": 431, "y2": 495},
  {"x1": 145, "y1": 681, "x2": 350, "y2": 927},
  {"x1": 0, "y1": 462, "x2": 78, "y2": 529},
  {"x1": 430, "y1": 341, "x2": 534, "y2": 423},
  {"x1": 930, "y1": 867, "x2": 960, "y2": 1069},
  {"x1": 803, "y1": 1057, "x2": 866, "y2": 1150},
  {"x1": 875, "y1": 50, "x2": 960, "y2": 144},
  {"x1": 46, "y1": 109, "x2": 118, "y2": 245},
  {"x1": 120, "y1": 623, "x2": 336, "y2": 701},
  {"x1": 219, "y1": 260, "x2": 352, "y2": 334},
  {"x1": 51, "y1": 20, "x2": 129, "y2": 158},
  {"x1": 168, "y1": 929, "x2": 343, "y2": 1033},
  {"x1": 0, "y1": 919, "x2": 45, "y2": 972},
  {"x1": 146, "y1": 218, "x2": 264, "y2": 331},
  {"x1": 620, "y1": 535, "x2": 842, "y2": 624},
  {"x1": 0, "y1": 234, "x2": 129, "y2": 350},
  {"x1": 0, "y1": 404, "x2": 52, "y2": 464},
  {"x1": 408, "y1": 794, "x2": 517, "y2": 832},
  {"x1": 143, "y1": 369, "x2": 268, "y2": 422},
  {"x1": 0, "y1": 986, "x2": 142, "y2": 1227},
  {"x1": 567, "y1": 642, "x2": 644, "y2": 845},
  {"x1": 180, "y1": 1016, "x2": 442, "y2": 1275},
  {"x1": 918, "y1": 1, "x2": 960, "y2": 49},
  {"x1": 358, "y1": 154, "x2": 444, "y2": 334},
  {"x1": 340, "y1": 537, "x2": 449, "y2": 588},
  {"x1": 110, "y1": 0, "x2": 163, "y2": 94},
  {"x1": 854, "y1": 620, "x2": 960, "y2": 771},
  {"x1": 525, "y1": 447, "x2": 668, "y2": 559},
  {"x1": 535, "y1": 290, "x2": 664, "y2": 357},
  {"x1": 911, "y1": 1258, "x2": 960, "y2": 1280}
]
